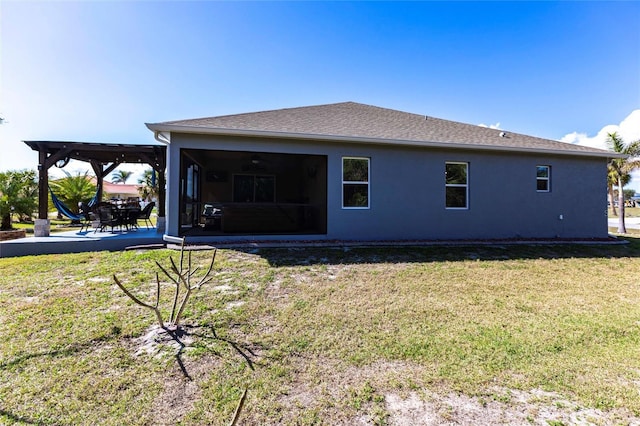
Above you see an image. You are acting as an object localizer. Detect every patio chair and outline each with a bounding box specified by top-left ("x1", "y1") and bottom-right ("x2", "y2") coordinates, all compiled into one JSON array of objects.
[
  {"x1": 202, "y1": 203, "x2": 222, "y2": 230},
  {"x1": 125, "y1": 208, "x2": 141, "y2": 231},
  {"x1": 91, "y1": 202, "x2": 112, "y2": 233},
  {"x1": 97, "y1": 205, "x2": 122, "y2": 232},
  {"x1": 139, "y1": 202, "x2": 155, "y2": 229},
  {"x1": 78, "y1": 202, "x2": 95, "y2": 233}
]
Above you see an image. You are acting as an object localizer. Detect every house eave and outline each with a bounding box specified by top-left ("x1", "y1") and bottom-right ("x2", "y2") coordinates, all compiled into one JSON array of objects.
[{"x1": 145, "y1": 123, "x2": 623, "y2": 159}]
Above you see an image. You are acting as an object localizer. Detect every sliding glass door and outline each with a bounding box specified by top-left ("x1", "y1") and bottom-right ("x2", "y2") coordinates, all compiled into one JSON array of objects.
[{"x1": 181, "y1": 155, "x2": 201, "y2": 230}]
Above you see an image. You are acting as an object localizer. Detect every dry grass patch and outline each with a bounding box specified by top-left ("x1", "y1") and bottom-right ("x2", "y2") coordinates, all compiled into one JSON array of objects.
[
  {"x1": 384, "y1": 387, "x2": 638, "y2": 425},
  {"x1": 2, "y1": 243, "x2": 640, "y2": 424}
]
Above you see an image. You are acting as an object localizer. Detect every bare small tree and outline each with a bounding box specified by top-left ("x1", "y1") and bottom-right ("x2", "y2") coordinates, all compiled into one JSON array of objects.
[
  {"x1": 113, "y1": 239, "x2": 248, "y2": 424},
  {"x1": 113, "y1": 237, "x2": 216, "y2": 330}
]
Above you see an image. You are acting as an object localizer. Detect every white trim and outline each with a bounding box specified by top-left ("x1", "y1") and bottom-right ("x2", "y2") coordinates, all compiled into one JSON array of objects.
[
  {"x1": 536, "y1": 165, "x2": 551, "y2": 192},
  {"x1": 445, "y1": 161, "x2": 469, "y2": 210},
  {"x1": 342, "y1": 157, "x2": 370, "y2": 209},
  {"x1": 145, "y1": 123, "x2": 622, "y2": 159}
]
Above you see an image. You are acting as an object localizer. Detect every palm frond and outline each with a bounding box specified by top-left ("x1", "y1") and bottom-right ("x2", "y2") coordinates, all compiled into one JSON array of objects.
[
  {"x1": 607, "y1": 134, "x2": 640, "y2": 188},
  {"x1": 607, "y1": 132, "x2": 625, "y2": 153},
  {"x1": 624, "y1": 139, "x2": 640, "y2": 157}
]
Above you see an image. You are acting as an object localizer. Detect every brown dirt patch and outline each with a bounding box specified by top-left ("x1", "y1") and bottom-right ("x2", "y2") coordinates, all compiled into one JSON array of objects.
[{"x1": 150, "y1": 355, "x2": 221, "y2": 426}]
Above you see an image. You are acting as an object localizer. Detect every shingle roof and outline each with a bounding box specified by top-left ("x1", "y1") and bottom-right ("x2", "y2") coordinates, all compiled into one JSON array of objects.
[{"x1": 146, "y1": 102, "x2": 615, "y2": 158}]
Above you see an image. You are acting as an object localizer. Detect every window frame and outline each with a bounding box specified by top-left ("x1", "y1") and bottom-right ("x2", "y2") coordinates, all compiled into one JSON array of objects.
[
  {"x1": 536, "y1": 165, "x2": 551, "y2": 193},
  {"x1": 445, "y1": 161, "x2": 469, "y2": 210},
  {"x1": 342, "y1": 156, "x2": 370, "y2": 209},
  {"x1": 232, "y1": 173, "x2": 276, "y2": 203}
]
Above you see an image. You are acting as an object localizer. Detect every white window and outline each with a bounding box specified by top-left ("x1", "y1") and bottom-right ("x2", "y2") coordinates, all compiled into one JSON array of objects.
[
  {"x1": 536, "y1": 166, "x2": 550, "y2": 192},
  {"x1": 445, "y1": 162, "x2": 468, "y2": 209},
  {"x1": 342, "y1": 157, "x2": 369, "y2": 208}
]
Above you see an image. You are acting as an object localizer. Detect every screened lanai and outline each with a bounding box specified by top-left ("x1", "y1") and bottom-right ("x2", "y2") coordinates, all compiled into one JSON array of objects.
[{"x1": 178, "y1": 148, "x2": 327, "y2": 236}]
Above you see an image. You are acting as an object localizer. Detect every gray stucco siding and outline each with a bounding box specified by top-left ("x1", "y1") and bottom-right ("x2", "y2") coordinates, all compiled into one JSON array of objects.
[
  {"x1": 165, "y1": 133, "x2": 608, "y2": 241},
  {"x1": 330, "y1": 145, "x2": 607, "y2": 240}
]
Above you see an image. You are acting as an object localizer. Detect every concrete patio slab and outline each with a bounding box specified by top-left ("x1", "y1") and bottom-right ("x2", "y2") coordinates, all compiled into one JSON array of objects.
[{"x1": 0, "y1": 227, "x2": 164, "y2": 258}]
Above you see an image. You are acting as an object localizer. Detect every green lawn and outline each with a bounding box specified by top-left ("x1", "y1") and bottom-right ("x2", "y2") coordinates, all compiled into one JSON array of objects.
[
  {"x1": 9, "y1": 213, "x2": 157, "y2": 235},
  {"x1": 2, "y1": 242, "x2": 640, "y2": 424},
  {"x1": 609, "y1": 206, "x2": 640, "y2": 218},
  {"x1": 11, "y1": 218, "x2": 78, "y2": 234}
]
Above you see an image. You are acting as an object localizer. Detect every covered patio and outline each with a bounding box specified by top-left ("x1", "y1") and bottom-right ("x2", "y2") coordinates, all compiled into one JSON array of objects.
[
  {"x1": 177, "y1": 148, "x2": 327, "y2": 237},
  {"x1": 23, "y1": 141, "x2": 167, "y2": 236}
]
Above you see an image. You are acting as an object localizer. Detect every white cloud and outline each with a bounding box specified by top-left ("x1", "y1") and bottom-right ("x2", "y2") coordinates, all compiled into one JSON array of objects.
[
  {"x1": 563, "y1": 110, "x2": 640, "y2": 193},
  {"x1": 478, "y1": 122, "x2": 502, "y2": 130},
  {"x1": 560, "y1": 110, "x2": 640, "y2": 150}
]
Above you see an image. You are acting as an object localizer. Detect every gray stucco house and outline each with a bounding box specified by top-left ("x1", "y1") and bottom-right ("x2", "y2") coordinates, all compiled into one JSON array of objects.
[{"x1": 146, "y1": 102, "x2": 615, "y2": 242}]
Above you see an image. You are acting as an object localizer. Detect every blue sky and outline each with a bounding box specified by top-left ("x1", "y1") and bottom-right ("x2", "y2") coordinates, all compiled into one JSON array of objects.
[{"x1": 1, "y1": 1, "x2": 639, "y2": 185}]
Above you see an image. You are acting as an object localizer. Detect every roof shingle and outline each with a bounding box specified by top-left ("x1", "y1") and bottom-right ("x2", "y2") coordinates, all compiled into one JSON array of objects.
[{"x1": 147, "y1": 102, "x2": 614, "y2": 157}]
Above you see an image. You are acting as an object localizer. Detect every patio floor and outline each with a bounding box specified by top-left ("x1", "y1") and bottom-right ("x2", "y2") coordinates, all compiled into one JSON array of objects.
[{"x1": 0, "y1": 227, "x2": 164, "y2": 258}]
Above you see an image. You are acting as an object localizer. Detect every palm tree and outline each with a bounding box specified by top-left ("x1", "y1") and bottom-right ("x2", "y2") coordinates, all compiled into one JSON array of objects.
[
  {"x1": 0, "y1": 170, "x2": 38, "y2": 230},
  {"x1": 607, "y1": 166, "x2": 630, "y2": 217},
  {"x1": 111, "y1": 170, "x2": 133, "y2": 184},
  {"x1": 137, "y1": 168, "x2": 158, "y2": 201},
  {"x1": 49, "y1": 171, "x2": 97, "y2": 217},
  {"x1": 607, "y1": 132, "x2": 640, "y2": 233}
]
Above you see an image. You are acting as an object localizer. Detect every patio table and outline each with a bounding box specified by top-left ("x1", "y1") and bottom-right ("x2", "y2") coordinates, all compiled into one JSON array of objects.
[{"x1": 114, "y1": 206, "x2": 141, "y2": 231}]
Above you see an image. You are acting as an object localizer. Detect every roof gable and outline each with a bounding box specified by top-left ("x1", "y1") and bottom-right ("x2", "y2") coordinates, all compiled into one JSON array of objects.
[{"x1": 147, "y1": 102, "x2": 615, "y2": 158}]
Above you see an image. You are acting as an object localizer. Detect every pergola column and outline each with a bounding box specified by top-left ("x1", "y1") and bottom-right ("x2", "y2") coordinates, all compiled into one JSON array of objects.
[
  {"x1": 37, "y1": 150, "x2": 49, "y2": 220},
  {"x1": 35, "y1": 150, "x2": 50, "y2": 236},
  {"x1": 35, "y1": 146, "x2": 73, "y2": 236},
  {"x1": 156, "y1": 168, "x2": 166, "y2": 232},
  {"x1": 139, "y1": 149, "x2": 167, "y2": 232}
]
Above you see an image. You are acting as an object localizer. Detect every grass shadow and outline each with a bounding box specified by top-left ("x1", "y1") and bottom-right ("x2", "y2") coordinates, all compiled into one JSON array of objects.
[
  {"x1": 151, "y1": 326, "x2": 193, "y2": 381},
  {"x1": 159, "y1": 323, "x2": 258, "y2": 381},
  {"x1": 234, "y1": 235, "x2": 640, "y2": 267},
  {"x1": 210, "y1": 327, "x2": 256, "y2": 371},
  {"x1": 0, "y1": 408, "x2": 53, "y2": 425},
  {"x1": 185, "y1": 324, "x2": 257, "y2": 371},
  {"x1": 0, "y1": 332, "x2": 123, "y2": 426},
  {"x1": 0, "y1": 330, "x2": 121, "y2": 370}
]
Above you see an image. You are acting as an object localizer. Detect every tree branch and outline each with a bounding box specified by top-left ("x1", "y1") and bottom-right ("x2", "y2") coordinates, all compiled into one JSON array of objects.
[
  {"x1": 113, "y1": 274, "x2": 165, "y2": 329},
  {"x1": 229, "y1": 387, "x2": 248, "y2": 426}
]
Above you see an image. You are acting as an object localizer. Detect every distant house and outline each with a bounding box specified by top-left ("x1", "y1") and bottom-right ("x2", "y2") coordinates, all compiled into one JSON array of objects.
[
  {"x1": 146, "y1": 102, "x2": 616, "y2": 242},
  {"x1": 92, "y1": 179, "x2": 141, "y2": 202}
]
